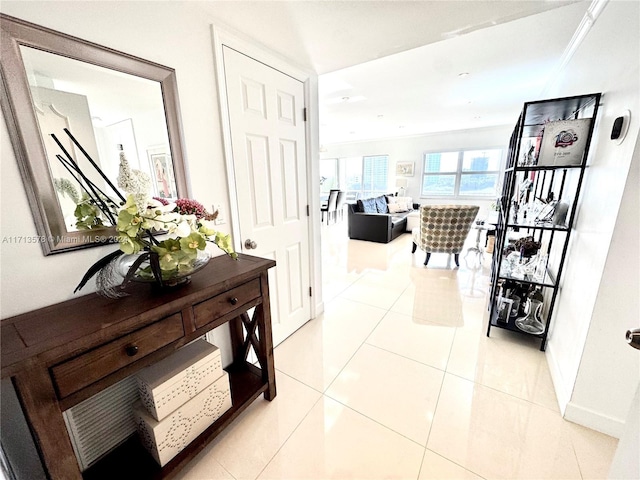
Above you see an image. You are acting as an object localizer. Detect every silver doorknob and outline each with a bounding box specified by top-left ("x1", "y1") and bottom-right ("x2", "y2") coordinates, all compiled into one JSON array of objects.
[
  {"x1": 244, "y1": 239, "x2": 257, "y2": 249},
  {"x1": 626, "y1": 328, "x2": 640, "y2": 350}
]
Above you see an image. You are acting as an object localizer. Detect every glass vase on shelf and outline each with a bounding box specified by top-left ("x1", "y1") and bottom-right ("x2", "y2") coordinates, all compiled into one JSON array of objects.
[
  {"x1": 533, "y1": 254, "x2": 549, "y2": 282},
  {"x1": 515, "y1": 287, "x2": 545, "y2": 334}
]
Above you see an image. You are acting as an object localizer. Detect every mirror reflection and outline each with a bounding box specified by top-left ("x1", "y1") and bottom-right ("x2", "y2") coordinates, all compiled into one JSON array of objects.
[{"x1": 20, "y1": 45, "x2": 177, "y2": 233}]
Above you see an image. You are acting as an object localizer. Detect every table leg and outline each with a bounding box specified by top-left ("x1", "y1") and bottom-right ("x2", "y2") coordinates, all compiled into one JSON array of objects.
[
  {"x1": 256, "y1": 272, "x2": 276, "y2": 400},
  {"x1": 13, "y1": 365, "x2": 82, "y2": 479}
]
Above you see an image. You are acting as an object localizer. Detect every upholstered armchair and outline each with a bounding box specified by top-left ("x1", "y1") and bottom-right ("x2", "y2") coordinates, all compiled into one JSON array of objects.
[{"x1": 411, "y1": 205, "x2": 479, "y2": 267}]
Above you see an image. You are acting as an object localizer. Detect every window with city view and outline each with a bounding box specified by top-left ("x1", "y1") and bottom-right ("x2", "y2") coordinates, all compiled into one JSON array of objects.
[
  {"x1": 320, "y1": 155, "x2": 389, "y2": 201},
  {"x1": 422, "y1": 149, "x2": 502, "y2": 197}
]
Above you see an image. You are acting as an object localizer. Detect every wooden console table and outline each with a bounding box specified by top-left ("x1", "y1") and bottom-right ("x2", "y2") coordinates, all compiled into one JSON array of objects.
[{"x1": 1, "y1": 253, "x2": 276, "y2": 479}]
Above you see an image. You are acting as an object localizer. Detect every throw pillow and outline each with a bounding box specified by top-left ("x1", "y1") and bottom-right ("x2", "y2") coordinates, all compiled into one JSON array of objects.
[
  {"x1": 388, "y1": 202, "x2": 408, "y2": 214},
  {"x1": 361, "y1": 198, "x2": 377, "y2": 213},
  {"x1": 375, "y1": 196, "x2": 388, "y2": 213},
  {"x1": 395, "y1": 196, "x2": 413, "y2": 207}
]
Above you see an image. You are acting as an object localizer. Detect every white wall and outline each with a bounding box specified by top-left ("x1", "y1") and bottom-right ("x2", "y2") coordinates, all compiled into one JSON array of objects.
[
  {"x1": 541, "y1": 0, "x2": 640, "y2": 437},
  {"x1": 565, "y1": 130, "x2": 639, "y2": 435},
  {"x1": 0, "y1": 2, "x2": 321, "y2": 474},
  {"x1": 0, "y1": 2, "x2": 229, "y2": 317},
  {"x1": 321, "y1": 124, "x2": 512, "y2": 217},
  {"x1": 0, "y1": 2, "x2": 322, "y2": 319}
]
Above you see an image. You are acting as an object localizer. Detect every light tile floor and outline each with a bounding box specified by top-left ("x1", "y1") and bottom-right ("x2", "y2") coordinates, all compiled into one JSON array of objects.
[{"x1": 178, "y1": 221, "x2": 618, "y2": 480}]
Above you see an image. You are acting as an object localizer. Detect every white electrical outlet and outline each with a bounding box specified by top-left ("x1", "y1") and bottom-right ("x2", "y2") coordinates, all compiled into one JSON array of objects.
[{"x1": 214, "y1": 204, "x2": 225, "y2": 225}]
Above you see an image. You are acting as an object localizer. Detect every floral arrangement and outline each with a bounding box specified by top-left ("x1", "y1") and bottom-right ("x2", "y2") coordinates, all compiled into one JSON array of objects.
[
  {"x1": 504, "y1": 236, "x2": 541, "y2": 258},
  {"x1": 115, "y1": 194, "x2": 236, "y2": 279},
  {"x1": 74, "y1": 148, "x2": 237, "y2": 297}
]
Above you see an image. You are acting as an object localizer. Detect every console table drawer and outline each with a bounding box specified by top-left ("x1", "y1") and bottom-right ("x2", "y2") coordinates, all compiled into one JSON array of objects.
[
  {"x1": 51, "y1": 313, "x2": 184, "y2": 399},
  {"x1": 194, "y1": 279, "x2": 261, "y2": 329}
]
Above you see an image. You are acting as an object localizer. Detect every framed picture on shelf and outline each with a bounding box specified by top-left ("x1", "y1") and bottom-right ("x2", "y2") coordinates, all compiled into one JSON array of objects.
[
  {"x1": 147, "y1": 145, "x2": 177, "y2": 199},
  {"x1": 537, "y1": 118, "x2": 592, "y2": 166},
  {"x1": 396, "y1": 162, "x2": 414, "y2": 176},
  {"x1": 497, "y1": 296, "x2": 513, "y2": 323}
]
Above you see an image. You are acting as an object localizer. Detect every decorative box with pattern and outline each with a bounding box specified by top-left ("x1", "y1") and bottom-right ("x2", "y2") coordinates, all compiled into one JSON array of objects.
[
  {"x1": 134, "y1": 371, "x2": 231, "y2": 466},
  {"x1": 135, "y1": 339, "x2": 223, "y2": 421}
]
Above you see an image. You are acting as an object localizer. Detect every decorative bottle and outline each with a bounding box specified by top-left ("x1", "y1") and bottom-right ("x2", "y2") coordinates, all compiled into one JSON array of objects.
[{"x1": 515, "y1": 287, "x2": 545, "y2": 334}]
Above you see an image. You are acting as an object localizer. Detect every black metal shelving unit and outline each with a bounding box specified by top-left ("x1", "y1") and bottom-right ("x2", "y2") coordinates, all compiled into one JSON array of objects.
[{"x1": 487, "y1": 93, "x2": 601, "y2": 351}]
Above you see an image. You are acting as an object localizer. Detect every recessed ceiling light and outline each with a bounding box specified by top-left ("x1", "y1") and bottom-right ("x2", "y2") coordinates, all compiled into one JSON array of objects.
[{"x1": 325, "y1": 95, "x2": 366, "y2": 105}]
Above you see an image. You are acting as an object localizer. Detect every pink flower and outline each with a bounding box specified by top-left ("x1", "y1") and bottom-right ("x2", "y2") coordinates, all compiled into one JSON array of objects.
[
  {"x1": 153, "y1": 196, "x2": 170, "y2": 206},
  {"x1": 175, "y1": 198, "x2": 207, "y2": 219}
]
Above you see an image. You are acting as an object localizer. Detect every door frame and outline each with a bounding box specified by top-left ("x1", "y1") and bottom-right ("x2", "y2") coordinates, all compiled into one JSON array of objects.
[{"x1": 211, "y1": 25, "x2": 324, "y2": 320}]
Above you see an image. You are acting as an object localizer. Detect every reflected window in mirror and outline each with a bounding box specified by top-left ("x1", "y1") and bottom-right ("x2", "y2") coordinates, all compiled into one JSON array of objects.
[
  {"x1": 0, "y1": 14, "x2": 188, "y2": 254},
  {"x1": 20, "y1": 46, "x2": 176, "y2": 233}
]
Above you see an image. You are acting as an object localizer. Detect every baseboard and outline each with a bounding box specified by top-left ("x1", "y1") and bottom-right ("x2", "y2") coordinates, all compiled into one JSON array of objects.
[
  {"x1": 564, "y1": 402, "x2": 626, "y2": 438},
  {"x1": 314, "y1": 300, "x2": 324, "y2": 317},
  {"x1": 546, "y1": 343, "x2": 626, "y2": 438},
  {"x1": 545, "y1": 344, "x2": 571, "y2": 415}
]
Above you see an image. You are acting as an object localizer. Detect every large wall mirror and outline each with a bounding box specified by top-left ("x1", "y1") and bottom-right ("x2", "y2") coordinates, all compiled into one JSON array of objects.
[{"x1": 0, "y1": 14, "x2": 188, "y2": 254}]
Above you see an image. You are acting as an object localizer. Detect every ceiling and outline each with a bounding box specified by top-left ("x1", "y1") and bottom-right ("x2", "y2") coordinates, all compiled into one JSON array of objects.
[
  {"x1": 199, "y1": 0, "x2": 590, "y2": 145},
  {"x1": 318, "y1": 1, "x2": 591, "y2": 144},
  {"x1": 200, "y1": 1, "x2": 582, "y2": 75},
  {"x1": 196, "y1": 0, "x2": 590, "y2": 146}
]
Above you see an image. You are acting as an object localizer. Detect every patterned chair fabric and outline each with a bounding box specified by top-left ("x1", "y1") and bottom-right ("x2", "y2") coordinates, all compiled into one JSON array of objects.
[{"x1": 412, "y1": 205, "x2": 479, "y2": 265}]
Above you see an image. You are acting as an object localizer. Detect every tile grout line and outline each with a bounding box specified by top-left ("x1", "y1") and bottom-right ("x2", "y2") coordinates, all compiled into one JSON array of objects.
[
  {"x1": 416, "y1": 354, "x2": 448, "y2": 480},
  {"x1": 417, "y1": 269, "x2": 474, "y2": 480},
  {"x1": 327, "y1": 280, "x2": 433, "y2": 480},
  {"x1": 322, "y1": 307, "x2": 393, "y2": 395},
  {"x1": 443, "y1": 365, "x2": 565, "y2": 415},
  {"x1": 321, "y1": 392, "x2": 426, "y2": 449},
  {"x1": 274, "y1": 367, "x2": 325, "y2": 395},
  {"x1": 252, "y1": 393, "x2": 325, "y2": 480},
  {"x1": 423, "y1": 448, "x2": 490, "y2": 480},
  {"x1": 362, "y1": 342, "x2": 448, "y2": 373}
]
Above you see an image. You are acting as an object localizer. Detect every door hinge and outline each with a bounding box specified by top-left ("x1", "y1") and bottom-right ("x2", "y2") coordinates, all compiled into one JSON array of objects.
[
  {"x1": 309, "y1": 286, "x2": 312, "y2": 297},
  {"x1": 306, "y1": 205, "x2": 310, "y2": 216},
  {"x1": 303, "y1": 107, "x2": 307, "y2": 122}
]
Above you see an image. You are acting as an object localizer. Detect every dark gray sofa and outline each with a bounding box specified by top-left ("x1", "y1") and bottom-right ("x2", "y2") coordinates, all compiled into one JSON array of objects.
[{"x1": 347, "y1": 195, "x2": 416, "y2": 243}]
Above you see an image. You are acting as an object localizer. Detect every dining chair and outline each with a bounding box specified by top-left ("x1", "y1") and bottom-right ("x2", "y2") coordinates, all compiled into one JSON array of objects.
[
  {"x1": 321, "y1": 189, "x2": 339, "y2": 224},
  {"x1": 335, "y1": 191, "x2": 347, "y2": 222}
]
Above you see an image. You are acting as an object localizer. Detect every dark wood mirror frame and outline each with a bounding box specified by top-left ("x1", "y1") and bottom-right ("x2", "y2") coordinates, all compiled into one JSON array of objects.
[{"x1": 0, "y1": 14, "x2": 189, "y2": 255}]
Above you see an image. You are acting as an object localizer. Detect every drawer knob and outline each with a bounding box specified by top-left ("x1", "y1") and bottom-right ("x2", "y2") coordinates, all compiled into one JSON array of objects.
[
  {"x1": 229, "y1": 297, "x2": 239, "y2": 305},
  {"x1": 125, "y1": 345, "x2": 139, "y2": 357}
]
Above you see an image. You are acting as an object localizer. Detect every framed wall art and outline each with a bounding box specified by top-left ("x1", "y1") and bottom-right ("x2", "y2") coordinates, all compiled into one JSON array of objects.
[
  {"x1": 537, "y1": 118, "x2": 592, "y2": 166},
  {"x1": 148, "y1": 145, "x2": 178, "y2": 199},
  {"x1": 396, "y1": 161, "x2": 415, "y2": 176}
]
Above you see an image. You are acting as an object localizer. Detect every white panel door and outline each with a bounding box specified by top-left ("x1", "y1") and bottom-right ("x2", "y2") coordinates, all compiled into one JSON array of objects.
[{"x1": 223, "y1": 46, "x2": 311, "y2": 346}]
